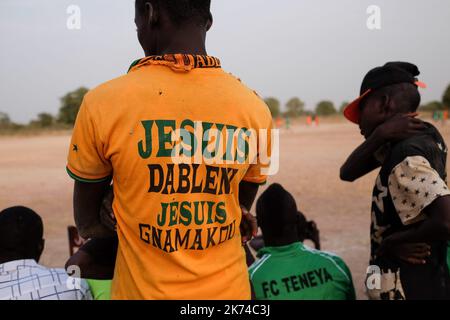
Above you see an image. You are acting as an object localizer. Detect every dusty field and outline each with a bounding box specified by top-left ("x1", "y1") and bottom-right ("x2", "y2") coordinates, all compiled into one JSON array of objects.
[{"x1": 0, "y1": 121, "x2": 448, "y2": 299}]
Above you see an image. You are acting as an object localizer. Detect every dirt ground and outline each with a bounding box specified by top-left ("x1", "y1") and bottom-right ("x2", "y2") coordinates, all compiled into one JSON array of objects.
[{"x1": 1, "y1": 121, "x2": 448, "y2": 299}]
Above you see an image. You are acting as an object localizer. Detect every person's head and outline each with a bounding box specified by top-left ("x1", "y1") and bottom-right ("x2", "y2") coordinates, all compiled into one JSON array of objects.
[
  {"x1": 134, "y1": 0, "x2": 213, "y2": 56},
  {"x1": 358, "y1": 82, "x2": 421, "y2": 138},
  {"x1": 0, "y1": 207, "x2": 44, "y2": 264},
  {"x1": 344, "y1": 62, "x2": 425, "y2": 139},
  {"x1": 256, "y1": 184, "x2": 300, "y2": 247}
]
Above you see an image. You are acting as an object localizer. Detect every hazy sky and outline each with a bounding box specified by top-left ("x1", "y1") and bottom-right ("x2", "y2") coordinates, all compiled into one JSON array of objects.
[{"x1": 1, "y1": 0, "x2": 450, "y2": 123}]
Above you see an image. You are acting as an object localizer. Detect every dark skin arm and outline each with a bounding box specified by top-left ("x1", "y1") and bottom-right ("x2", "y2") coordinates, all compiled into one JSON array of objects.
[
  {"x1": 66, "y1": 184, "x2": 116, "y2": 280},
  {"x1": 239, "y1": 181, "x2": 260, "y2": 244},
  {"x1": 73, "y1": 180, "x2": 115, "y2": 239},
  {"x1": 340, "y1": 113, "x2": 426, "y2": 182},
  {"x1": 377, "y1": 196, "x2": 450, "y2": 264},
  {"x1": 339, "y1": 134, "x2": 383, "y2": 182}
]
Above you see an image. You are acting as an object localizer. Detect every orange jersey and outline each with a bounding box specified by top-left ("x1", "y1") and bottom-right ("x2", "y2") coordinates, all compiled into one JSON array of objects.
[{"x1": 67, "y1": 54, "x2": 272, "y2": 300}]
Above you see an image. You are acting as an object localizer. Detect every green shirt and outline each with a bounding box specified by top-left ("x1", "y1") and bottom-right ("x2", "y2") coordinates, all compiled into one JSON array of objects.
[
  {"x1": 86, "y1": 279, "x2": 112, "y2": 300},
  {"x1": 249, "y1": 242, "x2": 355, "y2": 300}
]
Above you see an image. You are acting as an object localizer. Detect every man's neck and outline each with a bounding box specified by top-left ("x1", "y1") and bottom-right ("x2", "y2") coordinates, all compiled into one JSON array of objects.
[
  {"x1": 0, "y1": 256, "x2": 25, "y2": 265},
  {"x1": 147, "y1": 26, "x2": 208, "y2": 56},
  {"x1": 265, "y1": 236, "x2": 300, "y2": 248}
]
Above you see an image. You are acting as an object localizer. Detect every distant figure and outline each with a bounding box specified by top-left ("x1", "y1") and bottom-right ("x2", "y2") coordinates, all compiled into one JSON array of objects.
[
  {"x1": 314, "y1": 115, "x2": 320, "y2": 126},
  {"x1": 0, "y1": 206, "x2": 91, "y2": 300},
  {"x1": 249, "y1": 184, "x2": 356, "y2": 300},
  {"x1": 284, "y1": 115, "x2": 291, "y2": 129},
  {"x1": 275, "y1": 116, "x2": 283, "y2": 128},
  {"x1": 306, "y1": 115, "x2": 312, "y2": 126}
]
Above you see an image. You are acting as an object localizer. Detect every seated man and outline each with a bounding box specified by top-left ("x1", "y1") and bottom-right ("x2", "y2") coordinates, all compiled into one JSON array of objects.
[
  {"x1": 0, "y1": 206, "x2": 91, "y2": 300},
  {"x1": 249, "y1": 184, "x2": 355, "y2": 300},
  {"x1": 245, "y1": 212, "x2": 320, "y2": 267}
]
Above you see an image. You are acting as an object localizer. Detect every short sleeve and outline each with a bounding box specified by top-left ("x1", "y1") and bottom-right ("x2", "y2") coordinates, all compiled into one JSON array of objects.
[
  {"x1": 388, "y1": 155, "x2": 450, "y2": 225},
  {"x1": 66, "y1": 98, "x2": 112, "y2": 183},
  {"x1": 242, "y1": 118, "x2": 273, "y2": 185}
]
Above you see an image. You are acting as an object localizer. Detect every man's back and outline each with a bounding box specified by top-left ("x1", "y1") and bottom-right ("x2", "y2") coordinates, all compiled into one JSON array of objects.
[
  {"x1": 67, "y1": 54, "x2": 273, "y2": 299},
  {"x1": 0, "y1": 260, "x2": 91, "y2": 300},
  {"x1": 249, "y1": 242, "x2": 355, "y2": 300}
]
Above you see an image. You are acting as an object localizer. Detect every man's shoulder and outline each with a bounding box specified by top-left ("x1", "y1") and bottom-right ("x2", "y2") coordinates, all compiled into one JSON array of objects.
[
  {"x1": 248, "y1": 253, "x2": 274, "y2": 279},
  {"x1": 388, "y1": 123, "x2": 446, "y2": 167},
  {"x1": 84, "y1": 73, "x2": 134, "y2": 104},
  {"x1": 301, "y1": 246, "x2": 352, "y2": 277},
  {"x1": 218, "y1": 71, "x2": 272, "y2": 121}
]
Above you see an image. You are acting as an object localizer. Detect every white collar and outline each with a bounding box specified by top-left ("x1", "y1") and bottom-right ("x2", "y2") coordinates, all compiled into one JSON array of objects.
[{"x1": 0, "y1": 259, "x2": 39, "y2": 273}]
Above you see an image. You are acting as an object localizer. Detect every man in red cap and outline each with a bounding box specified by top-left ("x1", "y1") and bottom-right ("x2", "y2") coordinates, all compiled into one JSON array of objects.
[{"x1": 341, "y1": 62, "x2": 450, "y2": 300}]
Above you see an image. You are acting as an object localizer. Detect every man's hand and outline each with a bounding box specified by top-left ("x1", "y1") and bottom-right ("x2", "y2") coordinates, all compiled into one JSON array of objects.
[
  {"x1": 240, "y1": 205, "x2": 258, "y2": 245},
  {"x1": 373, "y1": 113, "x2": 426, "y2": 142},
  {"x1": 377, "y1": 234, "x2": 431, "y2": 265},
  {"x1": 238, "y1": 181, "x2": 260, "y2": 245},
  {"x1": 340, "y1": 113, "x2": 425, "y2": 182}
]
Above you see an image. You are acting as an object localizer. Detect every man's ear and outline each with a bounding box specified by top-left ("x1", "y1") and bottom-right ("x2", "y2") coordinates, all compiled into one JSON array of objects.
[
  {"x1": 379, "y1": 94, "x2": 392, "y2": 116},
  {"x1": 145, "y1": 1, "x2": 158, "y2": 26},
  {"x1": 36, "y1": 239, "x2": 45, "y2": 262},
  {"x1": 206, "y1": 13, "x2": 213, "y2": 31}
]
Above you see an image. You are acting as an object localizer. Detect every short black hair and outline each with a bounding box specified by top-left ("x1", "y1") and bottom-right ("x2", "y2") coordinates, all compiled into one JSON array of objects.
[
  {"x1": 375, "y1": 82, "x2": 421, "y2": 113},
  {"x1": 136, "y1": 0, "x2": 211, "y2": 27},
  {"x1": 0, "y1": 206, "x2": 43, "y2": 258},
  {"x1": 256, "y1": 184, "x2": 299, "y2": 239}
]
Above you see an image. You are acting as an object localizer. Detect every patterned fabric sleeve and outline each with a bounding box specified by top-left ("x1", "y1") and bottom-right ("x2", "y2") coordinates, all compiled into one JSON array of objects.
[{"x1": 388, "y1": 155, "x2": 450, "y2": 225}]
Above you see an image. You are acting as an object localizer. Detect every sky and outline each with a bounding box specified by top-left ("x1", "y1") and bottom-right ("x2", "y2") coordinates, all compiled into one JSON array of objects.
[{"x1": 1, "y1": 0, "x2": 450, "y2": 123}]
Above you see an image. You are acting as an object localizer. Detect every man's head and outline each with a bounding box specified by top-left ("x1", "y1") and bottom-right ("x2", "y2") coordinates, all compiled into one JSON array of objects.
[
  {"x1": 344, "y1": 62, "x2": 425, "y2": 138},
  {"x1": 0, "y1": 207, "x2": 44, "y2": 264},
  {"x1": 256, "y1": 184, "x2": 301, "y2": 247},
  {"x1": 359, "y1": 82, "x2": 421, "y2": 138},
  {"x1": 135, "y1": 0, "x2": 212, "y2": 56}
]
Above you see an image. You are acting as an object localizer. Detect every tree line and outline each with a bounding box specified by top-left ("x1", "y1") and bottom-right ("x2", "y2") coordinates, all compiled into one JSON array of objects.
[
  {"x1": 1, "y1": 84, "x2": 449, "y2": 132},
  {"x1": 0, "y1": 87, "x2": 89, "y2": 131},
  {"x1": 264, "y1": 84, "x2": 450, "y2": 118}
]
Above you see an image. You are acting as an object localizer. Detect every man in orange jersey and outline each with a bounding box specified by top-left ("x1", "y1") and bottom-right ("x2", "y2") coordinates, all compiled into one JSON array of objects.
[{"x1": 65, "y1": 0, "x2": 273, "y2": 300}]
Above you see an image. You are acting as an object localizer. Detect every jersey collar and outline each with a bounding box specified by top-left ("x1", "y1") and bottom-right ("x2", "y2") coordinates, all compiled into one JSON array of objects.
[
  {"x1": 128, "y1": 54, "x2": 221, "y2": 73},
  {"x1": 257, "y1": 242, "x2": 305, "y2": 258}
]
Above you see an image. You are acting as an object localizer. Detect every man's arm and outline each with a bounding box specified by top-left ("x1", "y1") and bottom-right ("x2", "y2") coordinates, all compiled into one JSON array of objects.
[
  {"x1": 383, "y1": 196, "x2": 450, "y2": 244},
  {"x1": 74, "y1": 180, "x2": 115, "y2": 239},
  {"x1": 340, "y1": 134, "x2": 383, "y2": 182},
  {"x1": 340, "y1": 113, "x2": 425, "y2": 182},
  {"x1": 239, "y1": 181, "x2": 259, "y2": 210},
  {"x1": 239, "y1": 181, "x2": 260, "y2": 243}
]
